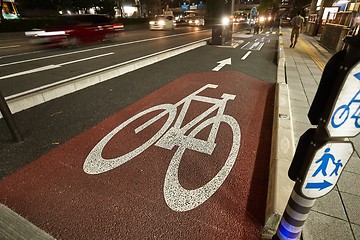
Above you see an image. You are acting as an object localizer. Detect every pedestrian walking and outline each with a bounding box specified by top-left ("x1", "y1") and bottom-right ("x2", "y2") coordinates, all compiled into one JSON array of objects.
[{"x1": 290, "y1": 10, "x2": 304, "y2": 48}]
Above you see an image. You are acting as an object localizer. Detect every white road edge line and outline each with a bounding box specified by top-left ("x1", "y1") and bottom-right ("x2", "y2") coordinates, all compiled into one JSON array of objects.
[{"x1": 241, "y1": 51, "x2": 251, "y2": 60}]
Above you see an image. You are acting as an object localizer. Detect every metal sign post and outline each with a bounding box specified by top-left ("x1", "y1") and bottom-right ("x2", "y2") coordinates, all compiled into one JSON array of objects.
[{"x1": 272, "y1": 34, "x2": 360, "y2": 240}]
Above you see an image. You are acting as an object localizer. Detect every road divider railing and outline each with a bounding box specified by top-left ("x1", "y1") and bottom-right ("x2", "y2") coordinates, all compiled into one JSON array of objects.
[
  {"x1": 262, "y1": 27, "x2": 296, "y2": 239},
  {"x1": 0, "y1": 39, "x2": 209, "y2": 119}
]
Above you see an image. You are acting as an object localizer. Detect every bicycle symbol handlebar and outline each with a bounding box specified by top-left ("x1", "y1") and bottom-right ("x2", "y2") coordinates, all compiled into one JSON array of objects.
[{"x1": 83, "y1": 84, "x2": 241, "y2": 212}]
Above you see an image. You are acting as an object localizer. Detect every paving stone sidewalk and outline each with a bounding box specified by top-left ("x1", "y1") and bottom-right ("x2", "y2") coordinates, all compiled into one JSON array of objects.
[{"x1": 282, "y1": 27, "x2": 360, "y2": 240}]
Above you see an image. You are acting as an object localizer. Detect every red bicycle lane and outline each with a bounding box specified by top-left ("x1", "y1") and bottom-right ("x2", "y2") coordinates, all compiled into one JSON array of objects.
[{"x1": 0, "y1": 71, "x2": 274, "y2": 239}]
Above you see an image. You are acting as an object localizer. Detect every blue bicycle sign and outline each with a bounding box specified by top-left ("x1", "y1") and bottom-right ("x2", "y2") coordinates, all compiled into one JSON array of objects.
[
  {"x1": 331, "y1": 89, "x2": 360, "y2": 129},
  {"x1": 326, "y1": 63, "x2": 360, "y2": 138}
]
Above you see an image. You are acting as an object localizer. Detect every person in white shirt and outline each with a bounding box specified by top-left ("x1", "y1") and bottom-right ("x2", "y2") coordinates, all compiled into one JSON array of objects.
[{"x1": 290, "y1": 11, "x2": 304, "y2": 48}]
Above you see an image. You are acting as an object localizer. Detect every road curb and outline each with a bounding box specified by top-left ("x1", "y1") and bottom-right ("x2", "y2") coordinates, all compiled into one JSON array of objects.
[
  {"x1": 1, "y1": 39, "x2": 208, "y2": 118},
  {"x1": 0, "y1": 203, "x2": 55, "y2": 239},
  {"x1": 262, "y1": 27, "x2": 295, "y2": 238}
]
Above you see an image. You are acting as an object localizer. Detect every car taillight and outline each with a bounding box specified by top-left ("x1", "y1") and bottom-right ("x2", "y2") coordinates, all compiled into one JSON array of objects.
[{"x1": 113, "y1": 23, "x2": 124, "y2": 31}]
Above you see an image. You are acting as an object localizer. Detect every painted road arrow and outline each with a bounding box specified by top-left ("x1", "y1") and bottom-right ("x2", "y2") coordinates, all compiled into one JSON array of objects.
[
  {"x1": 305, "y1": 180, "x2": 333, "y2": 190},
  {"x1": 212, "y1": 58, "x2": 231, "y2": 72}
]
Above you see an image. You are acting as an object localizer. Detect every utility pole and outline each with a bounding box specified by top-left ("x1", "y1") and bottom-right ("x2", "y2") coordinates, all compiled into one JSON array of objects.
[{"x1": 231, "y1": 0, "x2": 235, "y2": 17}]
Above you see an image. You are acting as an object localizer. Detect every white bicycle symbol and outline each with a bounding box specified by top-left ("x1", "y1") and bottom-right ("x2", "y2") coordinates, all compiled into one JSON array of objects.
[{"x1": 83, "y1": 84, "x2": 241, "y2": 212}]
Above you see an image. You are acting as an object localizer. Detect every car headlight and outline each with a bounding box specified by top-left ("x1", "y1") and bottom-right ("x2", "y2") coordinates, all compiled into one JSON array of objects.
[
  {"x1": 195, "y1": 20, "x2": 199, "y2": 24},
  {"x1": 259, "y1": 16, "x2": 265, "y2": 23},
  {"x1": 149, "y1": 21, "x2": 155, "y2": 25},
  {"x1": 222, "y1": 17, "x2": 230, "y2": 25},
  {"x1": 189, "y1": 20, "x2": 193, "y2": 24},
  {"x1": 158, "y1": 20, "x2": 165, "y2": 26}
]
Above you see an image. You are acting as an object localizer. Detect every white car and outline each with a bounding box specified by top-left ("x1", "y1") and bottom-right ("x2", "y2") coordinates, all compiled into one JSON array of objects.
[
  {"x1": 149, "y1": 15, "x2": 176, "y2": 30},
  {"x1": 187, "y1": 17, "x2": 205, "y2": 26}
]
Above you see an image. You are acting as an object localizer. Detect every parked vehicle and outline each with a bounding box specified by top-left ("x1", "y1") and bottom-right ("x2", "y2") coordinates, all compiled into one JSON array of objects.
[
  {"x1": 149, "y1": 15, "x2": 176, "y2": 30},
  {"x1": 25, "y1": 14, "x2": 124, "y2": 47}
]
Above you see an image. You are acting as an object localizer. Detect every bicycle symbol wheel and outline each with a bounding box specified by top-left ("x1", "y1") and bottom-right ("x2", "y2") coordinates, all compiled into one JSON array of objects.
[
  {"x1": 164, "y1": 114, "x2": 241, "y2": 212},
  {"x1": 331, "y1": 105, "x2": 350, "y2": 128},
  {"x1": 83, "y1": 104, "x2": 176, "y2": 174}
]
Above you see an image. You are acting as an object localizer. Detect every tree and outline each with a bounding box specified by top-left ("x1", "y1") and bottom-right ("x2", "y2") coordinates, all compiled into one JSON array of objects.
[
  {"x1": 95, "y1": 0, "x2": 116, "y2": 16},
  {"x1": 141, "y1": 0, "x2": 161, "y2": 16},
  {"x1": 206, "y1": 0, "x2": 228, "y2": 18},
  {"x1": 258, "y1": 0, "x2": 279, "y2": 16}
]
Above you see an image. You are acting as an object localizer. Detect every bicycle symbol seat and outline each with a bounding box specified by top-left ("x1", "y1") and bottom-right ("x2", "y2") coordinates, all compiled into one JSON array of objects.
[{"x1": 83, "y1": 84, "x2": 241, "y2": 212}]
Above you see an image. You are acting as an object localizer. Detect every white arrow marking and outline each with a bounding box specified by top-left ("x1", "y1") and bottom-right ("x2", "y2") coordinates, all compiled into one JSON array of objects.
[
  {"x1": 0, "y1": 52, "x2": 114, "y2": 80},
  {"x1": 212, "y1": 58, "x2": 231, "y2": 72}
]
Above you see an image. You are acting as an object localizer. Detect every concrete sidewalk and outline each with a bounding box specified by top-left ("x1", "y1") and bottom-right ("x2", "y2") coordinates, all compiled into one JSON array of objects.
[{"x1": 281, "y1": 27, "x2": 360, "y2": 240}]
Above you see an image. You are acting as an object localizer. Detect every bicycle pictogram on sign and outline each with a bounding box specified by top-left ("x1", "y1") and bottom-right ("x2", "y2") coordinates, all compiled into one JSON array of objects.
[
  {"x1": 326, "y1": 63, "x2": 360, "y2": 137},
  {"x1": 83, "y1": 84, "x2": 241, "y2": 212},
  {"x1": 331, "y1": 72, "x2": 360, "y2": 129}
]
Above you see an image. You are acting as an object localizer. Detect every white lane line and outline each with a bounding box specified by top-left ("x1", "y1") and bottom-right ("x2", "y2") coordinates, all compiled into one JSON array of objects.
[
  {"x1": 0, "y1": 30, "x2": 211, "y2": 66},
  {"x1": 249, "y1": 42, "x2": 260, "y2": 50},
  {"x1": 0, "y1": 45, "x2": 21, "y2": 49},
  {"x1": 258, "y1": 42, "x2": 265, "y2": 50},
  {"x1": 3, "y1": 39, "x2": 207, "y2": 110},
  {"x1": 241, "y1": 42, "x2": 250, "y2": 49},
  {"x1": 0, "y1": 52, "x2": 114, "y2": 80},
  {"x1": 59, "y1": 52, "x2": 114, "y2": 66},
  {"x1": 0, "y1": 65, "x2": 60, "y2": 79},
  {"x1": 241, "y1": 51, "x2": 251, "y2": 60},
  {"x1": 0, "y1": 50, "x2": 45, "y2": 59}
]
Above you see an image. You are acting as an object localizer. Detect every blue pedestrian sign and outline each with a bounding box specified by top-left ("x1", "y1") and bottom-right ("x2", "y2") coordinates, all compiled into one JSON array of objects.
[
  {"x1": 301, "y1": 141, "x2": 353, "y2": 198},
  {"x1": 326, "y1": 62, "x2": 360, "y2": 137},
  {"x1": 182, "y1": 3, "x2": 189, "y2": 11}
]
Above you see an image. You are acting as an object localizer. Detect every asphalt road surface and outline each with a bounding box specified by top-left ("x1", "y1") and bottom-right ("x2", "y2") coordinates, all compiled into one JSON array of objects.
[{"x1": 0, "y1": 26, "x2": 277, "y2": 239}]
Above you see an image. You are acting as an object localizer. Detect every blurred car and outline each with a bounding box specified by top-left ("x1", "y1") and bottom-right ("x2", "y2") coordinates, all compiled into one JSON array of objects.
[
  {"x1": 187, "y1": 16, "x2": 205, "y2": 26},
  {"x1": 233, "y1": 13, "x2": 248, "y2": 23},
  {"x1": 25, "y1": 14, "x2": 124, "y2": 47},
  {"x1": 149, "y1": 15, "x2": 176, "y2": 30}
]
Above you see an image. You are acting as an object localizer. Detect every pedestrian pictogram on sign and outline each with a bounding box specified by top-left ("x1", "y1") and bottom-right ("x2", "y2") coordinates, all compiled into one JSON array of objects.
[
  {"x1": 326, "y1": 62, "x2": 360, "y2": 137},
  {"x1": 301, "y1": 142, "x2": 353, "y2": 199}
]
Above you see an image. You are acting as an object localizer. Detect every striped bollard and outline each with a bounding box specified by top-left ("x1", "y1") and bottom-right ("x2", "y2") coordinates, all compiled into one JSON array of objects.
[{"x1": 272, "y1": 182, "x2": 315, "y2": 240}]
